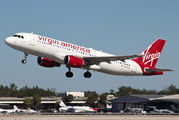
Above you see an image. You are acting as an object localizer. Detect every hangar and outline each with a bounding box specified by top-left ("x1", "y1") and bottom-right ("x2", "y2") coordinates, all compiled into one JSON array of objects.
[{"x1": 108, "y1": 94, "x2": 179, "y2": 112}]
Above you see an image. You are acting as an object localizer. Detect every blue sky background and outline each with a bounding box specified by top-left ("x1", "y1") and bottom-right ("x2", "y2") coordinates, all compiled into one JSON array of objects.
[{"x1": 0, "y1": 0, "x2": 178, "y2": 94}]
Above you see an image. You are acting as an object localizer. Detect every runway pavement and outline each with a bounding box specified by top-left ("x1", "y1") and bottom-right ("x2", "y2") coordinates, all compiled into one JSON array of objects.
[{"x1": 0, "y1": 115, "x2": 179, "y2": 120}]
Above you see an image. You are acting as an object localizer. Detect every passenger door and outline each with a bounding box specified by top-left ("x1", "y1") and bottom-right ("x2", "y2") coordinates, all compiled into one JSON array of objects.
[{"x1": 29, "y1": 34, "x2": 35, "y2": 46}]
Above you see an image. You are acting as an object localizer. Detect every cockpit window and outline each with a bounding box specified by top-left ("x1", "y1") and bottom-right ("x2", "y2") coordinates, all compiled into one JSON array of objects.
[{"x1": 13, "y1": 34, "x2": 24, "y2": 39}]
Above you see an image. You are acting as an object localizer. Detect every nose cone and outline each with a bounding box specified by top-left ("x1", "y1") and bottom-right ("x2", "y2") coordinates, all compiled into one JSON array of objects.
[{"x1": 5, "y1": 37, "x2": 13, "y2": 46}]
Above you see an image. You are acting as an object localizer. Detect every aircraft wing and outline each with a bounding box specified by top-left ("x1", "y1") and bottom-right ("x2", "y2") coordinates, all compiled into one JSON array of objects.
[
  {"x1": 83, "y1": 54, "x2": 141, "y2": 65},
  {"x1": 18, "y1": 109, "x2": 26, "y2": 112},
  {"x1": 145, "y1": 68, "x2": 174, "y2": 73}
]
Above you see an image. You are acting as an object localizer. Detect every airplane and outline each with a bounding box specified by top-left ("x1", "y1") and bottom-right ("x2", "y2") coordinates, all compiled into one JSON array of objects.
[
  {"x1": 5, "y1": 32, "x2": 173, "y2": 78},
  {"x1": 17, "y1": 107, "x2": 38, "y2": 113},
  {"x1": 58, "y1": 100, "x2": 95, "y2": 112},
  {"x1": 0, "y1": 105, "x2": 18, "y2": 113}
]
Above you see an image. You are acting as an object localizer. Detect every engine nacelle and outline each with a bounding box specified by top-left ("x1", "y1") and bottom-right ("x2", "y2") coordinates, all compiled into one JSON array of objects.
[
  {"x1": 64, "y1": 55, "x2": 84, "y2": 68},
  {"x1": 37, "y1": 57, "x2": 61, "y2": 68}
]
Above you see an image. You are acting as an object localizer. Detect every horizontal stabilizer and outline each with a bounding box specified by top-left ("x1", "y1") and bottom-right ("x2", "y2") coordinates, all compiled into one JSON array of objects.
[{"x1": 145, "y1": 68, "x2": 174, "y2": 73}]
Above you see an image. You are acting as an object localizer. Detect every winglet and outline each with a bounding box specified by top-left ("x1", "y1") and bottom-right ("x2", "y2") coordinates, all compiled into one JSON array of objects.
[{"x1": 13, "y1": 105, "x2": 18, "y2": 110}]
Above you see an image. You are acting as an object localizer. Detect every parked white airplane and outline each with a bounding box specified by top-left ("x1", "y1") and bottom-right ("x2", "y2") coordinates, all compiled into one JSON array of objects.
[
  {"x1": 58, "y1": 100, "x2": 94, "y2": 112},
  {"x1": 5, "y1": 32, "x2": 173, "y2": 78},
  {"x1": 17, "y1": 107, "x2": 37, "y2": 113},
  {"x1": 0, "y1": 105, "x2": 18, "y2": 113}
]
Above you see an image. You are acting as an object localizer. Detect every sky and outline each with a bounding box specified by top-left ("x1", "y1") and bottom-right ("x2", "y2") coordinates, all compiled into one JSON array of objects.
[{"x1": 0, "y1": 0, "x2": 178, "y2": 94}]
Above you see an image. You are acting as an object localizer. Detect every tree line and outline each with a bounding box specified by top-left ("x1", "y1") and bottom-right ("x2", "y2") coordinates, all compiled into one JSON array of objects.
[
  {"x1": 0, "y1": 83, "x2": 178, "y2": 98},
  {"x1": 104, "y1": 84, "x2": 179, "y2": 97},
  {"x1": 0, "y1": 83, "x2": 178, "y2": 110},
  {"x1": 0, "y1": 83, "x2": 56, "y2": 97}
]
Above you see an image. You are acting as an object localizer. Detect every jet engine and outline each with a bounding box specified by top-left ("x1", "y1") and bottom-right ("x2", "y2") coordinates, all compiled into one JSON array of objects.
[
  {"x1": 64, "y1": 55, "x2": 84, "y2": 68},
  {"x1": 37, "y1": 57, "x2": 61, "y2": 67}
]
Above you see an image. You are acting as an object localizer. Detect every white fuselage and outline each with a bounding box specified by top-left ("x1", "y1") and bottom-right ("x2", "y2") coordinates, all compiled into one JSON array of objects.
[
  {"x1": 5, "y1": 32, "x2": 143, "y2": 76},
  {"x1": 59, "y1": 106, "x2": 94, "y2": 112}
]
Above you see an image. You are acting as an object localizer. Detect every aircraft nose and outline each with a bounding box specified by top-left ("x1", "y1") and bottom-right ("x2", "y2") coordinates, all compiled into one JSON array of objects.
[{"x1": 5, "y1": 37, "x2": 13, "y2": 46}]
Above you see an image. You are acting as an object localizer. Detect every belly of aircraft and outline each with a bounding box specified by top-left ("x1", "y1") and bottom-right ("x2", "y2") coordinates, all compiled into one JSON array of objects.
[{"x1": 98, "y1": 62, "x2": 143, "y2": 76}]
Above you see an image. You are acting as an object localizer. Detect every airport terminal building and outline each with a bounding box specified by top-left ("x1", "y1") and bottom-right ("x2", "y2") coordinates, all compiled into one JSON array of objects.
[{"x1": 108, "y1": 94, "x2": 179, "y2": 112}]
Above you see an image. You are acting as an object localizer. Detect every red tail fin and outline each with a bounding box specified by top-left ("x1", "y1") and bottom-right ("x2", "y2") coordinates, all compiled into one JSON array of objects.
[{"x1": 134, "y1": 39, "x2": 166, "y2": 67}]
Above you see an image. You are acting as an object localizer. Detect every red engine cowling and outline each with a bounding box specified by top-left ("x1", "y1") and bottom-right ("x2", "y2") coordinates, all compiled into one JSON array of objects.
[
  {"x1": 64, "y1": 55, "x2": 84, "y2": 68},
  {"x1": 37, "y1": 57, "x2": 61, "y2": 68}
]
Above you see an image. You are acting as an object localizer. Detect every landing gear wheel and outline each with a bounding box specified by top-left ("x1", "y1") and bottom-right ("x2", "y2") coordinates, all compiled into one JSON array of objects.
[
  {"x1": 21, "y1": 59, "x2": 27, "y2": 64},
  {"x1": 66, "y1": 71, "x2": 73, "y2": 78},
  {"x1": 84, "y1": 71, "x2": 92, "y2": 78},
  {"x1": 22, "y1": 53, "x2": 28, "y2": 64}
]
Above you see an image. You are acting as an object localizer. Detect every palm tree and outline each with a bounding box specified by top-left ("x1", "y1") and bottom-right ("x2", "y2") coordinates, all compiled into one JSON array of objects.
[
  {"x1": 33, "y1": 94, "x2": 41, "y2": 110},
  {"x1": 24, "y1": 98, "x2": 32, "y2": 109}
]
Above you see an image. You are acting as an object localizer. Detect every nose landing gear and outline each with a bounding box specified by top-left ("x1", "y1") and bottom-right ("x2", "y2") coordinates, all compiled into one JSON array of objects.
[
  {"x1": 21, "y1": 59, "x2": 27, "y2": 64},
  {"x1": 21, "y1": 53, "x2": 28, "y2": 64}
]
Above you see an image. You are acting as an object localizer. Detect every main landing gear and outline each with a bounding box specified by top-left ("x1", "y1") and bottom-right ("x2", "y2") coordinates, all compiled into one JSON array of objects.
[
  {"x1": 84, "y1": 66, "x2": 92, "y2": 78},
  {"x1": 66, "y1": 67, "x2": 92, "y2": 78},
  {"x1": 66, "y1": 67, "x2": 73, "y2": 78},
  {"x1": 84, "y1": 71, "x2": 92, "y2": 78},
  {"x1": 21, "y1": 53, "x2": 28, "y2": 64}
]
